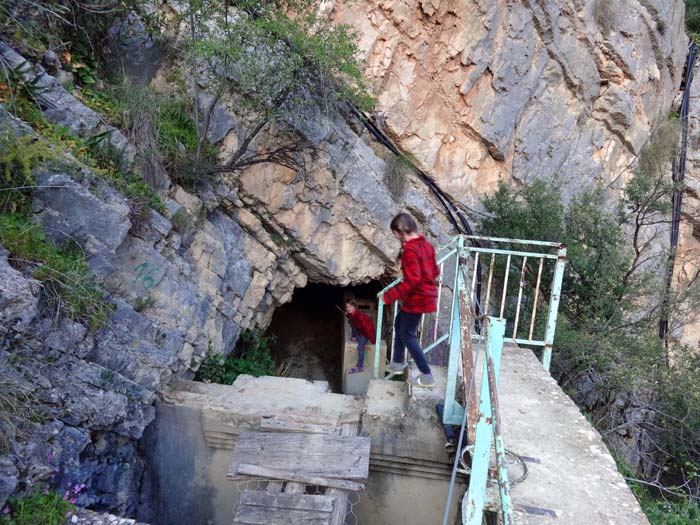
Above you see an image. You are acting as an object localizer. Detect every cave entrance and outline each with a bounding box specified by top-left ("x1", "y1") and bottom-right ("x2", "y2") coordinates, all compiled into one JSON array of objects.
[{"x1": 265, "y1": 281, "x2": 385, "y2": 393}]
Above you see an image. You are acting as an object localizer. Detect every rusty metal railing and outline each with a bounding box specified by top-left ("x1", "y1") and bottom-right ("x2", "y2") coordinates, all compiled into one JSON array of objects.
[
  {"x1": 374, "y1": 234, "x2": 567, "y2": 377},
  {"x1": 463, "y1": 235, "x2": 567, "y2": 371}
]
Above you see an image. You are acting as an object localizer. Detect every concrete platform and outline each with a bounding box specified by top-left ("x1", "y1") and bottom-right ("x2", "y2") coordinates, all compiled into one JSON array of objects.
[{"x1": 496, "y1": 345, "x2": 649, "y2": 524}]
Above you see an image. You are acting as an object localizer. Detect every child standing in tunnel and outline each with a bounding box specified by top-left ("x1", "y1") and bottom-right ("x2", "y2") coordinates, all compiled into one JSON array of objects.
[
  {"x1": 383, "y1": 212, "x2": 439, "y2": 388},
  {"x1": 345, "y1": 299, "x2": 376, "y2": 374}
]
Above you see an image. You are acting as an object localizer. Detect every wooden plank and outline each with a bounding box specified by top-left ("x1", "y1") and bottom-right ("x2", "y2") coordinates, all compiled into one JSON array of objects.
[
  {"x1": 284, "y1": 482, "x2": 306, "y2": 495},
  {"x1": 266, "y1": 481, "x2": 283, "y2": 493},
  {"x1": 228, "y1": 432, "x2": 370, "y2": 480},
  {"x1": 233, "y1": 506, "x2": 331, "y2": 524},
  {"x1": 327, "y1": 423, "x2": 357, "y2": 525},
  {"x1": 264, "y1": 412, "x2": 339, "y2": 426},
  {"x1": 260, "y1": 418, "x2": 341, "y2": 435},
  {"x1": 239, "y1": 491, "x2": 335, "y2": 513},
  {"x1": 232, "y1": 464, "x2": 365, "y2": 491}
]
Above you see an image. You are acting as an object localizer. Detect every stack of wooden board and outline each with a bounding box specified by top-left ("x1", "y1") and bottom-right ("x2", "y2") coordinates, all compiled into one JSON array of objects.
[
  {"x1": 228, "y1": 431, "x2": 370, "y2": 525},
  {"x1": 228, "y1": 432, "x2": 370, "y2": 487},
  {"x1": 233, "y1": 490, "x2": 338, "y2": 525}
]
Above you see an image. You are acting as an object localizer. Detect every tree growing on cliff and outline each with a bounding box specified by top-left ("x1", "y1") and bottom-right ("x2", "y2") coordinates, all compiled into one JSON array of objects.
[
  {"x1": 479, "y1": 172, "x2": 700, "y2": 515},
  {"x1": 181, "y1": 0, "x2": 374, "y2": 176}
]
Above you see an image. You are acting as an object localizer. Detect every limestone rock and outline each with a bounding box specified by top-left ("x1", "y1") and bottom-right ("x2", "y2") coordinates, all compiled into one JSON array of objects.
[
  {"x1": 0, "y1": 247, "x2": 39, "y2": 332},
  {"x1": 0, "y1": 43, "x2": 135, "y2": 166},
  {"x1": 330, "y1": 0, "x2": 686, "y2": 204},
  {"x1": 33, "y1": 171, "x2": 131, "y2": 280}
]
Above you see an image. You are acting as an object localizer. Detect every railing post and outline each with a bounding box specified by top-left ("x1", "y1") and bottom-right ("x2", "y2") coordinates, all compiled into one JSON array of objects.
[
  {"x1": 542, "y1": 245, "x2": 567, "y2": 371},
  {"x1": 448, "y1": 236, "x2": 464, "y2": 344},
  {"x1": 443, "y1": 244, "x2": 466, "y2": 425},
  {"x1": 374, "y1": 295, "x2": 384, "y2": 379},
  {"x1": 462, "y1": 317, "x2": 506, "y2": 525}
]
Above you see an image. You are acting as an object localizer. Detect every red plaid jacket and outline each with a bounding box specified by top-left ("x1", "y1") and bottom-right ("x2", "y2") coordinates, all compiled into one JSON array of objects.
[
  {"x1": 383, "y1": 235, "x2": 440, "y2": 314},
  {"x1": 347, "y1": 310, "x2": 376, "y2": 344}
]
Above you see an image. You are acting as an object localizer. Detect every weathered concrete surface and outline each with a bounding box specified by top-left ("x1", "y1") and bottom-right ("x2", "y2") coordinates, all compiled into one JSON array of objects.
[
  {"x1": 141, "y1": 376, "x2": 364, "y2": 525},
  {"x1": 497, "y1": 345, "x2": 649, "y2": 524},
  {"x1": 360, "y1": 368, "x2": 465, "y2": 524}
]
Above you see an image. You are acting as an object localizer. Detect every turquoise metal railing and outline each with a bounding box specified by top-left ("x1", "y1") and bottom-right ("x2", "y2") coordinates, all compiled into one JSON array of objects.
[
  {"x1": 374, "y1": 234, "x2": 567, "y2": 378},
  {"x1": 374, "y1": 234, "x2": 567, "y2": 524}
]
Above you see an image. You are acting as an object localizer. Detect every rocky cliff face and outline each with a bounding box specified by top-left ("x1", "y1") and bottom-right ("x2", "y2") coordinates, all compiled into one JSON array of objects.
[
  {"x1": 0, "y1": 0, "x2": 691, "y2": 518},
  {"x1": 332, "y1": 0, "x2": 687, "y2": 204},
  {"x1": 0, "y1": 25, "x2": 446, "y2": 512},
  {"x1": 676, "y1": 58, "x2": 700, "y2": 344}
]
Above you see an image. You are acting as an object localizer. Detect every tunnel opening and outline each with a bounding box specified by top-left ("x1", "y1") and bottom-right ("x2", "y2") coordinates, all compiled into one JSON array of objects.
[{"x1": 264, "y1": 281, "x2": 384, "y2": 393}]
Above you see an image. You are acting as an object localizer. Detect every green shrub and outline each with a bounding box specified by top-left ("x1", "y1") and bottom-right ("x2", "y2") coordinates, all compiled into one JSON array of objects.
[
  {"x1": 183, "y1": 0, "x2": 374, "y2": 174},
  {"x1": 194, "y1": 331, "x2": 277, "y2": 385},
  {"x1": 480, "y1": 175, "x2": 700, "y2": 522},
  {"x1": 687, "y1": 0, "x2": 700, "y2": 42},
  {"x1": 3, "y1": 489, "x2": 75, "y2": 525},
  {"x1": 81, "y1": 83, "x2": 214, "y2": 190},
  {"x1": 0, "y1": 214, "x2": 112, "y2": 330},
  {"x1": 0, "y1": 132, "x2": 57, "y2": 213}
]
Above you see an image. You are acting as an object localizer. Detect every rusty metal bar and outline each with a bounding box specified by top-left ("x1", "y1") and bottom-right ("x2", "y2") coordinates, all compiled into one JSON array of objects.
[
  {"x1": 470, "y1": 252, "x2": 480, "y2": 305},
  {"x1": 434, "y1": 261, "x2": 445, "y2": 344},
  {"x1": 448, "y1": 237, "x2": 462, "y2": 344},
  {"x1": 542, "y1": 245, "x2": 567, "y2": 370},
  {"x1": 484, "y1": 254, "x2": 495, "y2": 316},
  {"x1": 465, "y1": 234, "x2": 564, "y2": 248},
  {"x1": 512, "y1": 256, "x2": 528, "y2": 340},
  {"x1": 499, "y1": 254, "x2": 511, "y2": 318},
  {"x1": 486, "y1": 351, "x2": 515, "y2": 523},
  {"x1": 462, "y1": 317, "x2": 505, "y2": 525},
  {"x1": 529, "y1": 257, "x2": 545, "y2": 341}
]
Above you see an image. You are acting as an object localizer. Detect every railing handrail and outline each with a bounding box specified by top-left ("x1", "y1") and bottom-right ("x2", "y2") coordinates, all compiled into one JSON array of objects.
[
  {"x1": 464, "y1": 234, "x2": 565, "y2": 249},
  {"x1": 372, "y1": 232, "x2": 566, "y2": 525},
  {"x1": 373, "y1": 233, "x2": 567, "y2": 378}
]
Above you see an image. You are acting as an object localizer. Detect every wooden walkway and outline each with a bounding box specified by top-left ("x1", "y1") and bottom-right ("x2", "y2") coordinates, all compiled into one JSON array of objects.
[{"x1": 227, "y1": 422, "x2": 369, "y2": 524}]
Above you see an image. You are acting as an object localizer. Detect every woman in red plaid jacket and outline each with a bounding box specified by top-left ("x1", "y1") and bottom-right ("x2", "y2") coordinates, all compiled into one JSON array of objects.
[{"x1": 383, "y1": 213, "x2": 439, "y2": 388}]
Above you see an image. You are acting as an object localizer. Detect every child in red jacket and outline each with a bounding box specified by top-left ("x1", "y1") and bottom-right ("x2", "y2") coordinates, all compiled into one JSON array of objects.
[
  {"x1": 345, "y1": 299, "x2": 376, "y2": 374},
  {"x1": 383, "y1": 212, "x2": 439, "y2": 388}
]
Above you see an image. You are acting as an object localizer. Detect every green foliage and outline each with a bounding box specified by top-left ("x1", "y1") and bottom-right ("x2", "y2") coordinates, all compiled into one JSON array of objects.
[
  {"x1": 0, "y1": 214, "x2": 112, "y2": 330},
  {"x1": 133, "y1": 295, "x2": 155, "y2": 312},
  {"x1": 0, "y1": 0, "x2": 162, "y2": 71},
  {"x1": 642, "y1": 498, "x2": 700, "y2": 525},
  {"x1": 479, "y1": 179, "x2": 565, "y2": 243},
  {"x1": 687, "y1": 1, "x2": 700, "y2": 42},
  {"x1": 0, "y1": 132, "x2": 56, "y2": 213},
  {"x1": 170, "y1": 208, "x2": 194, "y2": 234},
  {"x1": 188, "y1": 0, "x2": 373, "y2": 114},
  {"x1": 184, "y1": 0, "x2": 374, "y2": 172},
  {"x1": 480, "y1": 170, "x2": 700, "y2": 521},
  {"x1": 4, "y1": 489, "x2": 75, "y2": 525},
  {"x1": 80, "y1": 83, "x2": 214, "y2": 189},
  {"x1": 0, "y1": 62, "x2": 51, "y2": 133},
  {"x1": 617, "y1": 456, "x2": 700, "y2": 525},
  {"x1": 194, "y1": 331, "x2": 277, "y2": 385},
  {"x1": 0, "y1": 362, "x2": 35, "y2": 454}
]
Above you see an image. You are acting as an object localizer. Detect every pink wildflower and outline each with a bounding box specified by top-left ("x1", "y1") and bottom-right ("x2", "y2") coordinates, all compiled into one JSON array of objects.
[{"x1": 2, "y1": 508, "x2": 8, "y2": 514}]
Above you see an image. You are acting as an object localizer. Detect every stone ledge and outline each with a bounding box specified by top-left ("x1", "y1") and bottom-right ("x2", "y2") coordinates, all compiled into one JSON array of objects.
[{"x1": 72, "y1": 509, "x2": 149, "y2": 525}]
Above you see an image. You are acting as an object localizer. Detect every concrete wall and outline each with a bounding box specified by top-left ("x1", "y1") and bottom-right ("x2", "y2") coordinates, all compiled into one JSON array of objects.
[
  {"x1": 358, "y1": 470, "x2": 464, "y2": 525},
  {"x1": 140, "y1": 398, "x2": 462, "y2": 525},
  {"x1": 139, "y1": 401, "x2": 239, "y2": 525}
]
